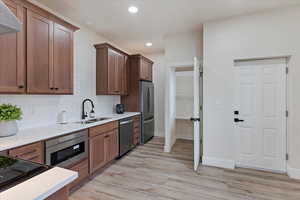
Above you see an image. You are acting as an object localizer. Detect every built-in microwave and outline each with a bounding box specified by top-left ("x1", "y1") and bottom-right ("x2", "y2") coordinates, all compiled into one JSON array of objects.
[{"x1": 45, "y1": 130, "x2": 88, "y2": 168}]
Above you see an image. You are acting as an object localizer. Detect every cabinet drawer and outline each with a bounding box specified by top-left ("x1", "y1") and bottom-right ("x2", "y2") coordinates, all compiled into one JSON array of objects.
[
  {"x1": 69, "y1": 158, "x2": 89, "y2": 189},
  {"x1": 89, "y1": 121, "x2": 118, "y2": 138},
  {"x1": 9, "y1": 142, "x2": 44, "y2": 164}
]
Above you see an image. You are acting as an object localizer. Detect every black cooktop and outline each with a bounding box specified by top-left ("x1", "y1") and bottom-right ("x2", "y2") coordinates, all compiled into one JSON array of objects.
[{"x1": 0, "y1": 156, "x2": 50, "y2": 192}]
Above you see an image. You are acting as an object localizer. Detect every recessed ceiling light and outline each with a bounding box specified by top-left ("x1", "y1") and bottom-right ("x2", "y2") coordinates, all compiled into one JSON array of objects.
[
  {"x1": 128, "y1": 6, "x2": 138, "y2": 14},
  {"x1": 145, "y1": 42, "x2": 153, "y2": 47}
]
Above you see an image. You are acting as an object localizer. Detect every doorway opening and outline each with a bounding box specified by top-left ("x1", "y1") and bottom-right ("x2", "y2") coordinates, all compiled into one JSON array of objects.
[{"x1": 164, "y1": 58, "x2": 203, "y2": 171}]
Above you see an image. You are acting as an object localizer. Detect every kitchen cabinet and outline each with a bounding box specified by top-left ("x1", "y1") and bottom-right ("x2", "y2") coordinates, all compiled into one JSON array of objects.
[
  {"x1": 0, "y1": 0, "x2": 78, "y2": 95},
  {"x1": 9, "y1": 141, "x2": 44, "y2": 164},
  {"x1": 27, "y1": 11, "x2": 75, "y2": 94},
  {"x1": 27, "y1": 10, "x2": 54, "y2": 94},
  {"x1": 0, "y1": 0, "x2": 25, "y2": 94},
  {"x1": 131, "y1": 54, "x2": 153, "y2": 82},
  {"x1": 94, "y1": 43, "x2": 128, "y2": 95},
  {"x1": 53, "y1": 23, "x2": 74, "y2": 94},
  {"x1": 121, "y1": 55, "x2": 154, "y2": 112},
  {"x1": 69, "y1": 158, "x2": 89, "y2": 190},
  {"x1": 89, "y1": 121, "x2": 119, "y2": 174},
  {"x1": 133, "y1": 116, "x2": 141, "y2": 146}
]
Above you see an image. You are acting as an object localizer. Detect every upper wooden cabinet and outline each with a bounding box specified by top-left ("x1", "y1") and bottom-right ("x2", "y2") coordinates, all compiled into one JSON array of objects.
[
  {"x1": 131, "y1": 54, "x2": 153, "y2": 82},
  {"x1": 94, "y1": 43, "x2": 128, "y2": 96},
  {"x1": 27, "y1": 10, "x2": 54, "y2": 94},
  {"x1": 53, "y1": 23, "x2": 74, "y2": 94},
  {"x1": 0, "y1": 0, "x2": 25, "y2": 94},
  {"x1": 0, "y1": 0, "x2": 78, "y2": 95}
]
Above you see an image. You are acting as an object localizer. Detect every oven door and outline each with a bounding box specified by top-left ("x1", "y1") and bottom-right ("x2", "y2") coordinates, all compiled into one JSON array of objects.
[{"x1": 46, "y1": 136, "x2": 88, "y2": 168}]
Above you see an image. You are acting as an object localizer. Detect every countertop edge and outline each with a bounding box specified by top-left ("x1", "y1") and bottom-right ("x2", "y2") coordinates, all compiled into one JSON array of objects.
[{"x1": 0, "y1": 112, "x2": 141, "y2": 152}]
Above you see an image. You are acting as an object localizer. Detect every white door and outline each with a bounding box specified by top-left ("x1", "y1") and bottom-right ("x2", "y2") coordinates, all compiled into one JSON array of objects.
[
  {"x1": 193, "y1": 57, "x2": 201, "y2": 171},
  {"x1": 234, "y1": 58, "x2": 287, "y2": 172}
]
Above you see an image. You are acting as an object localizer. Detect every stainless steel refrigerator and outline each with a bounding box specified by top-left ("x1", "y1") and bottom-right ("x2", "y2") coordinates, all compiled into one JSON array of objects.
[{"x1": 140, "y1": 81, "x2": 154, "y2": 144}]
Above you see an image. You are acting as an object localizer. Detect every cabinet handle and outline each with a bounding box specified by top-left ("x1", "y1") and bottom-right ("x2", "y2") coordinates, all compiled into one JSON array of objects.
[
  {"x1": 105, "y1": 135, "x2": 109, "y2": 138},
  {"x1": 50, "y1": 88, "x2": 54, "y2": 90},
  {"x1": 55, "y1": 88, "x2": 59, "y2": 90},
  {"x1": 18, "y1": 85, "x2": 24, "y2": 89}
]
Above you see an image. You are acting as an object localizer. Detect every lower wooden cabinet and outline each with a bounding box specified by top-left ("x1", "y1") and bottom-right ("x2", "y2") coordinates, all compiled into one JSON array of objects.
[
  {"x1": 133, "y1": 116, "x2": 141, "y2": 146},
  {"x1": 9, "y1": 141, "x2": 44, "y2": 164},
  {"x1": 89, "y1": 122, "x2": 119, "y2": 174},
  {"x1": 68, "y1": 158, "x2": 89, "y2": 190},
  {"x1": 89, "y1": 133, "x2": 106, "y2": 173}
]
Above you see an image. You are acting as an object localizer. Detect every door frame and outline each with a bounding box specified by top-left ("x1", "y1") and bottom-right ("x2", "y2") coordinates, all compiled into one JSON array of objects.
[
  {"x1": 233, "y1": 56, "x2": 289, "y2": 173},
  {"x1": 164, "y1": 59, "x2": 203, "y2": 154}
]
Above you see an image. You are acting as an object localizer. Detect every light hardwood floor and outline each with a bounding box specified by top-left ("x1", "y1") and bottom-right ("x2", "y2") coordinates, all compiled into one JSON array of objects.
[{"x1": 70, "y1": 137, "x2": 300, "y2": 200}]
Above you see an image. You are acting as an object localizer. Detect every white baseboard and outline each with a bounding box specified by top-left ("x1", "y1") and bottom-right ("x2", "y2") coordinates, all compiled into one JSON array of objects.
[
  {"x1": 287, "y1": 164, "x2": 300, "y2": 180},
  {"x1": 202, "y1": 156, "x2": 235, "y2": 169}
]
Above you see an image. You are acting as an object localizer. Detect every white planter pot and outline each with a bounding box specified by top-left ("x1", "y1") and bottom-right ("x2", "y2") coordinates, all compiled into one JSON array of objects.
[{"x1": 0, "y1": 120, "x2": 18, "y2": 137}]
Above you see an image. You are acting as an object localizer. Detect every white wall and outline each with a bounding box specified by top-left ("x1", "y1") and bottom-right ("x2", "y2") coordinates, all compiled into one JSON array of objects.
[
  {"x1": 203, "y1": 6, "x2": 300, "y2": 174},
  {"x1": 0, "y1": 2, "x2": 128, "y2": 130},
  {"x1": 165, "y1": 31, "x2": 203, "y2": 63}
]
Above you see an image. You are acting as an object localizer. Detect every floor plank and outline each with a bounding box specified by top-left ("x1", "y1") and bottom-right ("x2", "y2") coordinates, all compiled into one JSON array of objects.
[{"x1": 70, "y1": 137, "x2": 300, "y2": 200}]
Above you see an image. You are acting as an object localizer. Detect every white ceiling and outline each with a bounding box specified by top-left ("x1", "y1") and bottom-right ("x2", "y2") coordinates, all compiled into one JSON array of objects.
[{"x1": 37, "y1": 0, "x2": 299, "y2": 54}]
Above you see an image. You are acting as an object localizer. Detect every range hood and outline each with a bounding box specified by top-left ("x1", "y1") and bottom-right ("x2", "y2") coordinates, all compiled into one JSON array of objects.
[{"x1": 0, "y1": 0, "x2": 21, "y2": 35}]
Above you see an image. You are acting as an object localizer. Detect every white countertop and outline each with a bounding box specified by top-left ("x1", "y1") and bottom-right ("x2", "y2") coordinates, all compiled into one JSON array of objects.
[
  {"x1": 0, "y1": 167, "x2": 78, "y2": 200},
  {"x1": 0, "y1": 112, "x2": 140, "y2": 151}
]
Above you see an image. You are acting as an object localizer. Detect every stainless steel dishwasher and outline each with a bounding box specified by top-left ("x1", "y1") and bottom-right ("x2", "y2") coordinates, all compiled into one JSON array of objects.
[{"x1": 119, "y1": 117, "x2": 134, "y2": 157}]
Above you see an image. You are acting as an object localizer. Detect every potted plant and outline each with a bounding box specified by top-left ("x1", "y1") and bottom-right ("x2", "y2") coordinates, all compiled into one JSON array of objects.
[{"x1": 0, "y1": 104, "x2": 22, "y2": 137}]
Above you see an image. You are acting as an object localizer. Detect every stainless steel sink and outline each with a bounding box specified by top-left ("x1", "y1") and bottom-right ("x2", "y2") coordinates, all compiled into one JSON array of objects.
[{"x1": 76, "y1": 117, "x2": 111, "y2": 124}]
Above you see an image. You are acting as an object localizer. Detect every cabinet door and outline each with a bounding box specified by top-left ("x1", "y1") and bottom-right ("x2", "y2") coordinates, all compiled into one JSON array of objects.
[
  {"x1": 140, "y1": 59, "x2": 148, "y2": 80},
  {"x1": 105, "y1": 129, "x2": 119, "y2": 162},
  {"x1": 140, "y1": 59, "x2": 152, "y2": 81},
  {"x1": 108, "y1": 49, "x2": 117, "y2": 94},
  {"x1": 27, "y1": 10, "x2": 54, "y2": 94},
  {"x1": 0, "y1": 0, "x2": 25, "y2": 93},
  {"x1": 121, "y1": 55, "x2": 128, "y2": 95},
  {"x1": 89, "y1": 134, "x2": 106, "y2": 173},
  {"x1": 108, "y1": 49, "x2": 122, "y2": 95},
  {"x1": 53, "y1": 23, "x2": 74, "y2": 94}
]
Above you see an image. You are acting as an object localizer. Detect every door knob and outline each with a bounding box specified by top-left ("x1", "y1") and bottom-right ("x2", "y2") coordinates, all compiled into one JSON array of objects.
[{"x1": 234, "y1": 118, "x2": 244, "y2": 123}]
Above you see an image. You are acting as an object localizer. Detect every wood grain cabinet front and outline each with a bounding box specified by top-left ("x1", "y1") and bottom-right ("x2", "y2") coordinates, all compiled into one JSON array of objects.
[
  {"x1": 9, "y1": 141, "x2": 44, "y2": 164},
  {"x1": 89, "y1": 122, "x2": 119, "y2": 174},
  {"x1": 26, "y1": 10, "x2": 54, "y2": 94},
  {"x1": 69, "y1": 158, "x2": 89, "y2": 190},
  {"x1": 0, "y1": 0, "x2": 26, "y2": 94},
  {"x1": 94, "y1": 43, "x2": 129, "y2": 96},
  {"x1": 0, "y1": 0, "x2": 78, "y2": 95}
]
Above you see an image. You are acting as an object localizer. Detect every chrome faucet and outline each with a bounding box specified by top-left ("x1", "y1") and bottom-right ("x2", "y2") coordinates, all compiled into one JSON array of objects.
[{"x1": 82, "y1": 99, "x2": 95, "y2": 120}]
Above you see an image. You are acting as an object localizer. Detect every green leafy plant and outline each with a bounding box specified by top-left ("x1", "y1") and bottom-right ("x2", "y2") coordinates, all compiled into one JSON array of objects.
[{"x1": 0, "y1": 104, "x2": 22, "y2": 122}]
